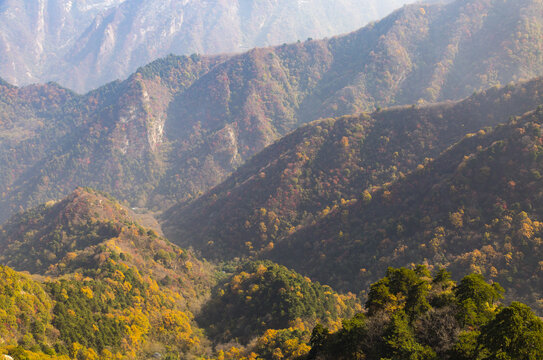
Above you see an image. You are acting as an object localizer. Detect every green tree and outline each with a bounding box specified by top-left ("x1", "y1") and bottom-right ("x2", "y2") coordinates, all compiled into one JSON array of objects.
[
  {"x1": 309, "y1": 323, "x2": 330, "y2": 354},
  {"x1": 455, "y1": 274, "x2": 504, "y2": 326},
  {"x1": 366, "y1": 267, "x2": 430, "y2": 320},
  {"x1": 450, "y1": 330, "x2": 486, "y2": 360},
  {"x1": 479, "y1": 302, "x2": 543, "y2": 360},
  {"x1": 382, "y1": 312, "x2": 436, "y2": 360}
]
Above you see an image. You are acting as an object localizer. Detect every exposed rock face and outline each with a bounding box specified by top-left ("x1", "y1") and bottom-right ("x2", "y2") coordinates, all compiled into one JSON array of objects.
[{"x1": 0, "y1": 0, "x2": 416, "y2": 92}]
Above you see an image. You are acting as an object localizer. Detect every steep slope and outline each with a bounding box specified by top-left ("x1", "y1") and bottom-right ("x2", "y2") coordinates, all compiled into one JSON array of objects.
[
  {"x1": 0, "y1": 187, "x2": 216, "y2": 359},
  {"x1": 163, "y1": 77, "x2": 543, "y2": 259},
  {"x1": 3, "y1": 0, "x2": 543, "y2": 222},
  {"x1": 0, "y1": 55, "x2": 223, "y2": 221},
  {"x1": 0, "y1": 0, "x2": 417, "y2": 92},
  {"x1": 268, "y1": 107, "x2": 543, "y2": 311}
]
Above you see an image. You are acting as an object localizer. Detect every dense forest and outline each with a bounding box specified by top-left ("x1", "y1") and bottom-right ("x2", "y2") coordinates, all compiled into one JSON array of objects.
[
  {"x1": 0, "y1": 188, "x2": 216, "y2": 359},
  {"x1": 2, "y1": 215, "x2": 542, "y2": 360},
  {"x1": 268, "y1": 106, "x2": 543, "y2": 310},
  {"x1": 164, "y1": 77, "x2": 543, "y2": 259},
  {"x1": 198, "y1": 261, "x2": 360, "y2": 345},
  {"x1": 0, "y1": 190, "x2": 362, "y2": 359},
  {"x1": 307, "y1": 267, "x2": 543, "y2": 360}
]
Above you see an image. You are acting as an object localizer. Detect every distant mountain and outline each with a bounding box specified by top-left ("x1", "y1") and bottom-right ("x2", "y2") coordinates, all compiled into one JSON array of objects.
[
  {"x1": 0, "y1": 0, "x2": 125, "y2": 88},
  {"x1": 0, "y1": 55, "x2": 224, "y2": 221},
  {"x1": 0, "y1": 0, "x2": 417, "y2": 92},
  {"x1": 113, "y1": 0, "x2": 543, "y2": 209},
  {"x1": 2, "y1": 0, "x2": 543, "y2": 223}
]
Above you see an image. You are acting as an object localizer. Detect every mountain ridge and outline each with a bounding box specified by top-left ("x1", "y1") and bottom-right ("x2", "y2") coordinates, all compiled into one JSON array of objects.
[
  {"x1": 0, "y1": 0, "x2": 418, "y2": 93},
  {"x1": 163, "y1": 77, "x2": 543, "y2": 260},
  {"x1": 0, "y1": 186, "x2": 219, "y2": 358}
]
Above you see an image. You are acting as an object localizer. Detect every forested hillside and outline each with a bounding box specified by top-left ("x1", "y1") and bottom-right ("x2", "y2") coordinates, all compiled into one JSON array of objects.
[
  {"x1": 0, "y1": 188, "x2": 215, "y2": 359},
  {"x1": 0, "y1": 190, "x2": 364, "y2": 360},
  {"x1": 267, "y1": 107, "x2": 543, "y2": 311},
  {"x1": 0, "y1": 55, "x2": 224, "y2": 221},
  {"x1": 198, "y1": 261, "x2": 360, "y2": 345},
  {"x1": 0, "y1": 191, "x2": 541, "y2": 358},
  {"x1": 163, "y1": 77, "x2": 543, "y2": 259},
  {"x1": 2, "y1": 0, "x2": 543, "y2": 222},
  {"x1": 2, "y1": 253, "x2": 542, "y2": 359}
]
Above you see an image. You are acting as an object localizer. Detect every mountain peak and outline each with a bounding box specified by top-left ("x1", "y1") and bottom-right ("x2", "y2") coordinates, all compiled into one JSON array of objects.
[{"x1": 0, "y1": 188, "x2": 148, "y2": 274}]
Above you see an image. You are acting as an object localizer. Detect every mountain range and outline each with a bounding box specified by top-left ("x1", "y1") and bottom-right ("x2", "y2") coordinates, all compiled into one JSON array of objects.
[
  {"x1": 1, "y1": 0, "x2": 543, "y2": 224},
  {"x1": 0, "y1": 0, "x2": 418, "y2": 92},
  {"x1": 163, "y1": 77, "x2": 543, "y2": 260},
  {"x1": 163, "y1": 76, "x2": 543, "y2": 310},
  {"x1": 3, "y1": 0, "x2": 543, "y2": 358}
]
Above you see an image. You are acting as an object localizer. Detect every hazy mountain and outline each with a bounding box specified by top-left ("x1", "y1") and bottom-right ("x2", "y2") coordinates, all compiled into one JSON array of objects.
[
  {"x1": 0, "y1": 0, "x2": 418, "y2": 92},
  {"x1": 1, "y1": 0, "x2": 543, "y2": 223},
  {"x1": 0, "y1": 0, "x2": 124, "y2": 87},
  {"x1": 143, "y1": 0, "x2": 543, "y2": 209},
  {"x1": 160, "y1": 76, "x2": 543, "y2": 311},
  {"x1": 0, "y1": 55, "x2": 225, "y2": 221}
]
